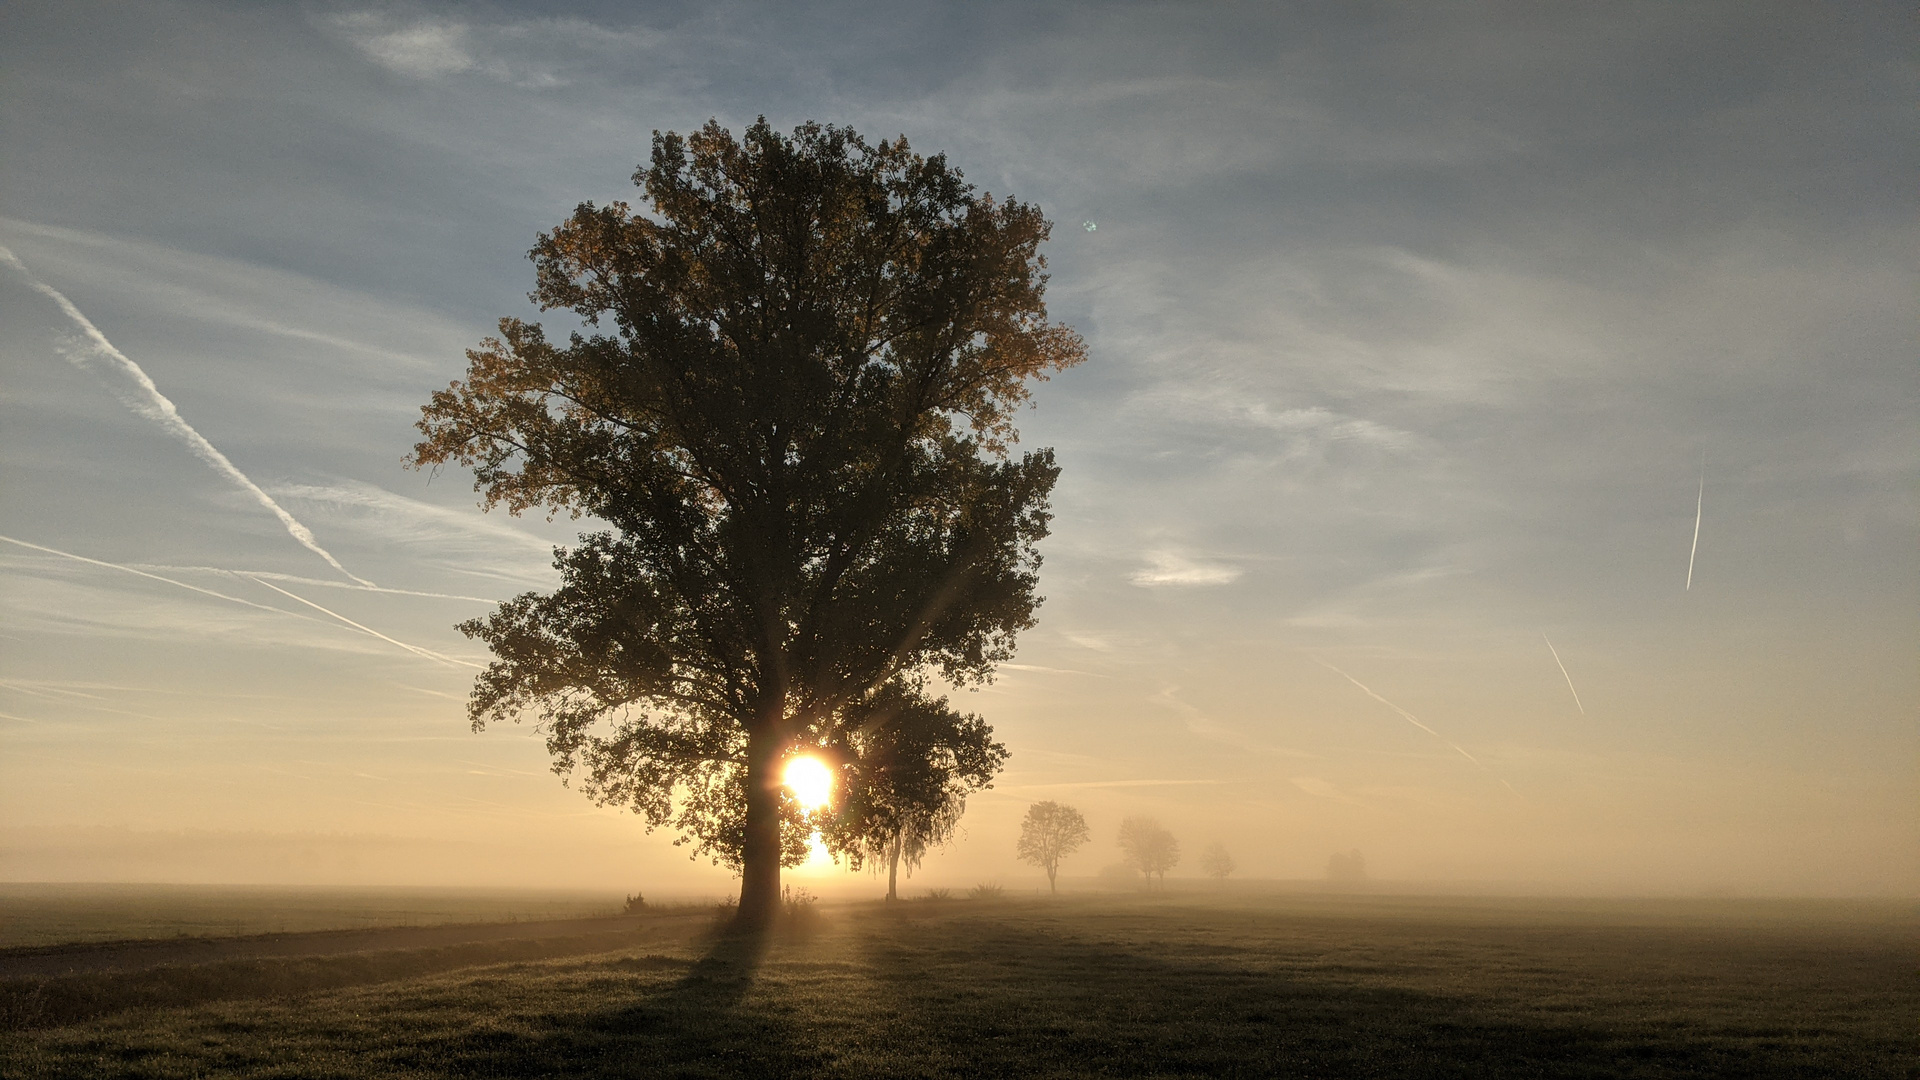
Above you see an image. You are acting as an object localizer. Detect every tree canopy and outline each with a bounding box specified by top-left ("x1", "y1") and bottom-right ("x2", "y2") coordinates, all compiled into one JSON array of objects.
[
  {"x1": 410, "y1": 118, "x2": 1083, "y2": 923},
  {"x1": 819, "y1": 683, "x2": 1006, "y2": 901}
]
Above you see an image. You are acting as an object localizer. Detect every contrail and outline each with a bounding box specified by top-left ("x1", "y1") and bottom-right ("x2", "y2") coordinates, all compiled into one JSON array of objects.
[
  {"x1": 242, "y1": 575, "x2": 480, "y2": 668},
  {"x1": 1542, "y1": 634, "x2": 1584, "y2": 715},
  {"x1": 0, "y1": 245, "x2": 371, "y2": 587},
  {"x1": 0, "y1": 534, "x2": 473, "y2": 667},
  {"x1": 1686, "y1": 451, "x2": 1704, "y2": 590},
  {"x1": 1, "y1": 533, "x2": 305, "y2": 616},
  {"x1": 136, "y1": 565, "x2": 495, "y2": 604},
  {"x1": 1314, "y1": 656, "x2": 1520, "y2": 797}
]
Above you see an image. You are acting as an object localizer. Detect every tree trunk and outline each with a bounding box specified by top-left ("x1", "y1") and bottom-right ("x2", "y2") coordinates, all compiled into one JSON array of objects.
[
  {"x1": 737, "y1": 720, "x2": 783, "y2": 926},
  {"x1": 1046, "y1": 863, "x2": 1057, "y2": 895},
  {"x1": 887, "y1": 839, "x2": 900, "y2": 902}
]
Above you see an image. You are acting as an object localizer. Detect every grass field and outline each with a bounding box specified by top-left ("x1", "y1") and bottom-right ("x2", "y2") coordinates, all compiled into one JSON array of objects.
[
  {"x1": 0, "y1": 884, "x2": 624, "y2": 949},
  {"x1": 1, "y1": 891, "x2": 1912, "y2": 1078}
]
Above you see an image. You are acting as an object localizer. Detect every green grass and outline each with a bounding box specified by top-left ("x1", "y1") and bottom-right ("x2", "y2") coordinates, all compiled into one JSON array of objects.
[
  {"x1": 0, "y1": 885, "x2": 622, "y2": 949},
  {"x1": 2, "y1": 893, "x2": 1913, "y2": 1078}
]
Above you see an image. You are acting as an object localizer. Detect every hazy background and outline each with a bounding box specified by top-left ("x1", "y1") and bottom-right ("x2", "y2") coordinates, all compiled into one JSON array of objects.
[{"x1": 2, "y1": 0, "x2": 1913, "y2": 898}]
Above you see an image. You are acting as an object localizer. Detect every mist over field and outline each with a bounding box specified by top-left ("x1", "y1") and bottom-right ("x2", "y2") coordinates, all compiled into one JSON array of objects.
[{"x1": 2, "y1": 0, "x2": 1914, "y2": 906}]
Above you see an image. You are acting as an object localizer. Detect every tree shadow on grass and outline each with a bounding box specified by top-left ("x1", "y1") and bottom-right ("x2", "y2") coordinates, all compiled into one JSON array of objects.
[
  {"x1": 419, "y1": 922, "x2": 832, "y2": 1079},
  {"x1": 848, "y1": 915, "x2": 1872, "y2": 1080},
  {"x1": 404, "y1": 909, "x2": 1903, "y2": 1080}
]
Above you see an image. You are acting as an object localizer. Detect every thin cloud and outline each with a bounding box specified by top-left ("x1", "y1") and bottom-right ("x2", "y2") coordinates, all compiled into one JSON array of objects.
[
  {"x1": 1149, "y1": 685, "x2": 1318, "y2": 759},
  {"x1": 1289, "y1": 776, "x2": 1343, "y2": 798},
  {"x1": 1288, "y1": 775, "x2": 1375, "y2": 809},
  {"x1": 325, "y1": 11, "x2": 599, "y2": 87},
  {"x1": 335, "y1": 15, "x2": 477, "y2": 78},
  {"x1": 996, "y1": 662, "x2": 1106, "y2": 677},
  {"x1": 1542, "y1": 634, "x2": 1586, "y2": 715},
  {"x1": 1314, "y1": 656, "x2": 1521, "y2": 798},
  {"x1": 1008, "y1": 778, "x2": 1236, "y2": 791},
  {"x1": 242, "y1": 576, "x2": 480, "y2": 669},
  {"x1": 0, "y1": 534, "x2": 473, "y2": 668},
  {"x1": 1, "y1": 534, "x2": 309, "y2": 618},
  {"x1": 0, "y1": 217, "x2": 452, "y2": 369},
  {"x1": 0, "y1": 247, "x2": 371, "y2": 587},
  {"x1": 1130, "y1": 550, "x2": 1242, "y2": 587},
  {"x1": 274, "y1": 482, "x2": 553, "y2": 554},
  {"x1": 1687, "y1": 450, "x2": 1705, "y2": 590},
  {"x1": 0, "y1": 679, "x2": 103, "y2": 701},
  {"x1": 137, "y1": 564, "x2": 496, "y2": 604}
]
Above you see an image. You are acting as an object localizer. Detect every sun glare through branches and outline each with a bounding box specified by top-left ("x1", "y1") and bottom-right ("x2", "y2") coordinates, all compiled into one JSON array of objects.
[{"x1": 783, "y1": 756, "x2": 834, "y2": 811}]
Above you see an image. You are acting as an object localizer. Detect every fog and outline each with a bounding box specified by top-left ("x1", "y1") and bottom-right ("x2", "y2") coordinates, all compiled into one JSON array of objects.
[{"x1": 1, "y1": 1, "x2": 1913, "y2": 900}]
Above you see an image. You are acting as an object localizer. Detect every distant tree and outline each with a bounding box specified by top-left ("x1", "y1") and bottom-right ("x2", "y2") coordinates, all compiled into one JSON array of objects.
[
  {"x1": 819, "y1": 684, "x2": 1006, "y2": 902},
  {"x1": 1015, "y1": 800, "x2": 1091, "y2": 894},
  {"x1": 409, "y1": 119, "x2": 1083, "y2": 926},
  {"x1": 1117, "y1": 817, "x2": 1180, "y2": 889},
  {"x1": 1199, "y1": 842, "x2": 1236, "y2": 881},
  {"x1": 1326, "y1": 849, "x2": 1367, "y2": 887}
]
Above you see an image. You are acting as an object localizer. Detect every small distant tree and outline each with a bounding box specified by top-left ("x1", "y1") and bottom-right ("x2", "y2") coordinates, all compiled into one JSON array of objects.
[
  {"x1": 819, "y1": 683, "x2": 1006, "y2": 902},
  {"x1": 1015, "y1": 800, "x2": 1091, "y2": 894},
  {"x1": 1199, "y1": 842, "x2": 1235, "y2": 881},
  {"x1": 1326, "y1": 849, "x2": 1367, "y2": 887},
  {"x1": 1117, "y1": 817, "x2": 1180, "y2": 889}
]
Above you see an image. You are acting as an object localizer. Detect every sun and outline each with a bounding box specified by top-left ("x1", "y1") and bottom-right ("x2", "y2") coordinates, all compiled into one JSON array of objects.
[{"x1": 782, "y1": 755, "x2": 834, "y2": 811}]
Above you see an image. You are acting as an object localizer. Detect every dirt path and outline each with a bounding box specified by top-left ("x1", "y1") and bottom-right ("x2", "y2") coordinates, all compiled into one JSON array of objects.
[{"x1": 0, "y1": 911, "x2": 708, "y2": 979}]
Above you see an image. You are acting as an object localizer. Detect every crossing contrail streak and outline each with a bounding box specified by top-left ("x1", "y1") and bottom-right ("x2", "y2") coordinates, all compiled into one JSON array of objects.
[
  {"x1": 0, "y1": 534, "x2": 474, "y2": 667},
  {"x1": 1686, "y1": 451, "x2": 1704, "y2": 590},
  {"x1": 1314, "y1": 657, "x2": 1522, "y2": 798},
  {"x1": 242, "y1": 576, "x2": 480, "y2": 668},
  {"x1": 1, "y1": 533, "x2": 301, "y2": 616},
  {"x1": 1542, "y1": 634, "x2": 1584, "y2": 715},
  {"x1": 0, "y1": 245, "x2": 372, "y2": 587},
  {"x1": 139, "y1": 565, "x2": 495, "y2": 604}
]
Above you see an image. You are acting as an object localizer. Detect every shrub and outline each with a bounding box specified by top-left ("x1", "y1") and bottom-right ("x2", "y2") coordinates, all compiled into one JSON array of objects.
[
  {"x1": 781, "y1": 885, "x2": 821, "y2": 933},
  {"x1": 967, "y1": 883, "x2": 1005, "y2": 900},
  {"x1": 623, "y1": 892, "x2": 648, "y2": 914},
  {"x1": 923, "y1": 888, "x2": 952, "y2": 901}
]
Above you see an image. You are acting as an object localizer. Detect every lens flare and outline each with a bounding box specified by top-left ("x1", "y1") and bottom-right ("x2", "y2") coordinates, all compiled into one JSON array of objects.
[{"x1": 783, "y1": 755, "x2": 834, "y2": 810}]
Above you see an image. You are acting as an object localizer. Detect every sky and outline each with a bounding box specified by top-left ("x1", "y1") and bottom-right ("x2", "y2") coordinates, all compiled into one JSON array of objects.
[{"x1": 1, "y1": 0, "x2": 1913, "y2": 897}]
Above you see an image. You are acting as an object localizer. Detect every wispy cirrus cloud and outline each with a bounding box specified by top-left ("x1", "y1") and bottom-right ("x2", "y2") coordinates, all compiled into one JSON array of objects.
[
  {"x1": 322, "y1": 10, "x2": 664, "y2": 88},
  {"x1": 0, "y1": 218, "x2": 449, "y2": 371},
  {"x1": 1130, "y1": 550, "x2": 1241, "y2": 587},
  {"x1": 271, "y1": 481, "x2": 560, "y2": 588},
  {"x1": 338, "y1": 16, "x2": 480, "y2": 79},
  {"x1": 0, "y1": 535, "x2": 473, "y2": 667},
  {"x1": 0, "y1": 247, "x2": 372, "y2": 587}
]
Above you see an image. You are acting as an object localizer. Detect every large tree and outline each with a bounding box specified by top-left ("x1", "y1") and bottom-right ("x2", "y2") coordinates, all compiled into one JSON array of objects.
[
  {"x1": 1015, "y1": 800, "x2": 1090, "y2": 895},
  {"x1": 410, "y1": 119, "x2": 1082, "y2": 924}
]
